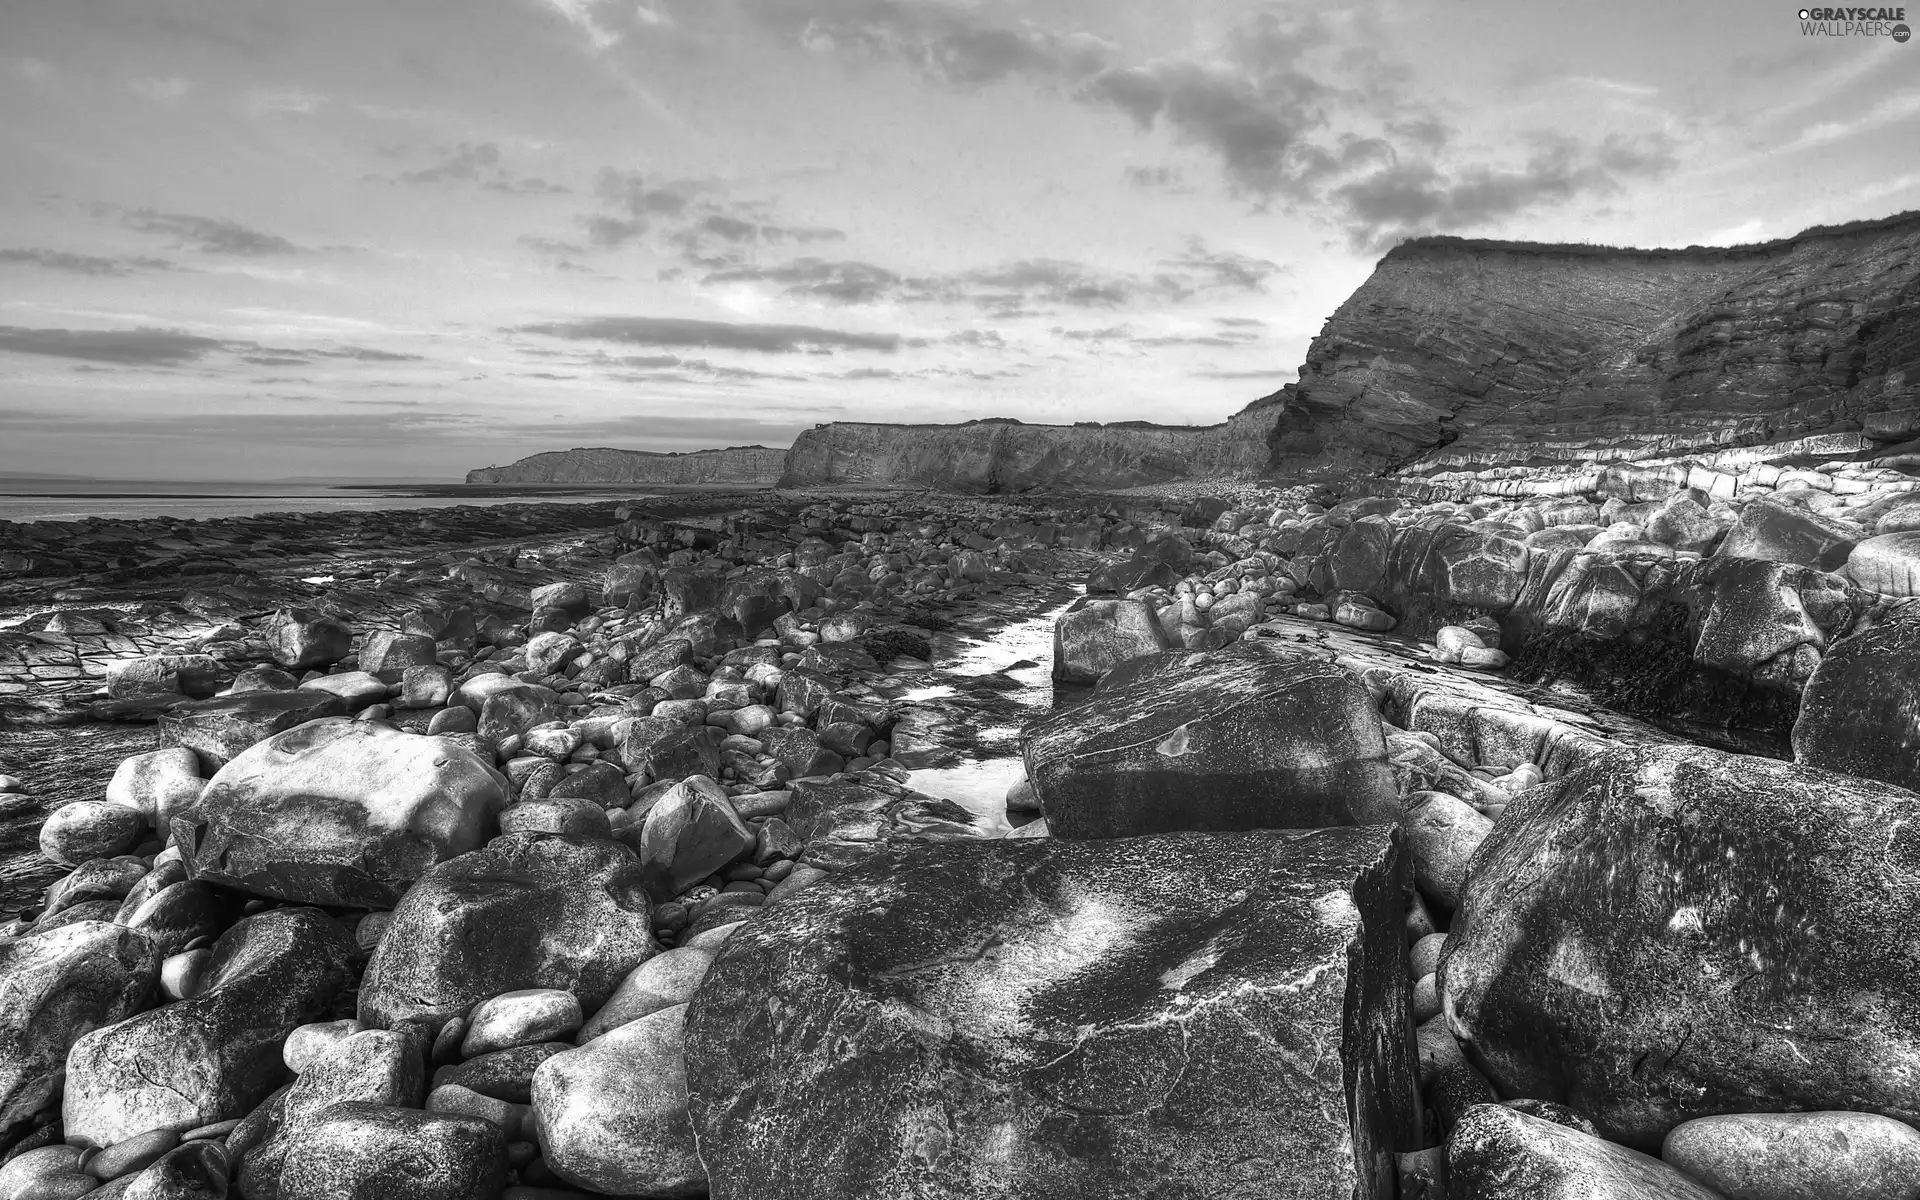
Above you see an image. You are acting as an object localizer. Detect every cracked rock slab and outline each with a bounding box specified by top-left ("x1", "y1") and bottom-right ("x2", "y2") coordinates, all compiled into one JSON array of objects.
[
  {"x1": 685, "y1": 827, "x2": 1417, "y2": 1200},
  {"x1": 1442, "y1": 741, "x2": 1920, "y2": 1149}
]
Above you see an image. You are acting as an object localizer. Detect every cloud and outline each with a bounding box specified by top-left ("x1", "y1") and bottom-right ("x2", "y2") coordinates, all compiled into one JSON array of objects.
[
  {"x1": 131, "y1": 76, "x2": 193, "y2": 103},
  {"x1": 703, "y1": 257, "x2": 905, "y2": 304},
  {"x1": 383, "y1": 142, "x2": 571, "y2": 195},
  {"x1": 1331, "y1": 131, "x2": 1680, "y2": 250},
  {"x1": 755, "y1": 0, "x2": 1115, "y2": 85},
  {"x1": 1122, "y1": 165, "x2": 1185, "y2": 189},
  {"x1": 1779, "y1": 89, "x2": 1920, "y2": 153},
  {"x1": 0, "y1": 326, "x2": 226, "y2": 365},
  {"x1": 123, "y1": 210, "x2": 300, "y2": 255},
  {"x1": 514, "y1": 315, "x2": 906, "y2": 353},
  {"x1": 0, "y1": 248, "x2": 179, "y2": 276}
]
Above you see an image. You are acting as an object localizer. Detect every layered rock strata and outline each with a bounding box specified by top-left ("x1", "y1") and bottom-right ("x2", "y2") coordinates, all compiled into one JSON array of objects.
[{"x1": 465, "y1": 446, "x2": 786, "y2": 486}]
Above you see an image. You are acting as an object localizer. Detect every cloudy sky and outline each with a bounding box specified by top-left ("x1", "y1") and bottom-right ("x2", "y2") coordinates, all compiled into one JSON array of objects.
[{"x1": 2, "y1": 0, "x2": 1914, "y2": 480}]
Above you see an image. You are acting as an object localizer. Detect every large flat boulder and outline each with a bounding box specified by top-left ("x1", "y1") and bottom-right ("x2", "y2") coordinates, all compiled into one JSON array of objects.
[
  {"x1": 783, "y1": 773, "x2": 1005, "y2": 871},
  {"x1": 1022, "y1": 644, "x2": 1399, "y2": 839},
  {"x1": 358, "y1": 833, "x2": 657, "y2": 1030},
  {"x1": 685, "y1": 828, "x2": 1417, "y2": 1200},
  {"x1": 1447, "y1": 1104, "x2": 1724, "y2": 1199},
  {"x1": 1441, "y1": 742, "x2": 1920, "y2": 1149},
  {"x1": 64, "y1": 907, "x2": 356, "y2": 1146},
  {"x1": 157, "y1": 690, "x2": 350, "y2": 771},
  {"x1": 1714, "y1": 499, "x2": 1858, "y2": 570},
  {"x1": 175, "y1": 717, "x2": 508, "y2": 908}
]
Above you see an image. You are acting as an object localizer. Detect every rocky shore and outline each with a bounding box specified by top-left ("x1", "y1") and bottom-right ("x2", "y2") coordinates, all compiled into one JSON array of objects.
[{"x1": 1, "y1": 454, "x2": 1919, "y2": 1198}]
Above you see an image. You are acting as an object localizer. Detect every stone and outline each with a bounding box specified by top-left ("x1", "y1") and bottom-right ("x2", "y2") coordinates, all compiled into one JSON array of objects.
[
  {"x1": 524, "y1": 633, "x2": 584, "y2": 677},
  {"x1": 277, "y1": 1103, "x2": 506, "y2": 1200},
  {"x1": 398, "y1": 664, "x2": 455, "y2": 709},
  {"x1": 358, "y1": 834, "x2": 656, "y2": 1031},
  {"x1": 532, "y1": 1004, "x2": 703, "y2": 1198},
  {"x1": 1050, "y1": 597, "x2": 1172, "y2": 685},
  {"x1": 157, "y1": 690, "x2": 350, "y2": 771},
  {"x1": 432, "y1": 1043, "x2": 570, "y2": 1104},
  {"x1": 578, "y1": 948, "x2": 714, "y2": 1043},
  {"x1": 0, "y1": 922, "x2": 160, "y2": 1129},
  {"x1": 64, "y1": 907, "x2": 357, "y2": 1147},
  {"x1": 174, "y1": 717, "x2": 507, "y2": 908},
  {"x1": 46, "y1": 857, "x2": 148, "y2": 919},
  {"x1": 1793, "y1": 605, "x2": 1920, "y2": 791},
  {"x1": 783, "y1": 777, "x2": 1001, "y2": 870},
  {"x1": 104, "y1": 749, "x2": 203, "y2": 826},
  {"x1": 229, "y1": 665, "x2": 300, "y2": 693},
  {"x1": 531, "y1": 581, "x2": 590, "y2": 619},
  {"x1": 359, "y1": 630, "x2": 439, "y2": 683},
  {"x1": 635, "y1": 775, "x2": 755, "y2": 900},
  {"x1": 546, "y1": 761, "x2": 630, "y2": 809},
  {"x1": 1716, "y1": 500, "x2": 1858, "y2": 570},
  {"x1": 499, "y1": 797, "x2": 611, "y2": 839},
  {"x1": 684, "y1": 827, "x2": 1417, "y2": 1200},
  {"x1": 107, "y1": 655, "x2": 221, "y2": 701},
  {"x1": 1662, "y1": 1111, "x2": 1920, "y2": 1200},
  {"x1": 118, "y1": 1141, "x2": 229, "y2": 1200},
  {"x1": 237, "y1": 1028, "x2": 425, "y2": 1194},
  {"x1": 39, "y1": 802, "x2": 145, "y2": 867},
  {"x1": 263, "y1": 609, "x2": 352, "y2": 671},
  {"x1": 1401, "y1": 792, "x2": 1492, "y2": 910},
  {"x1": 1442, "y1": 742, "x2": 1920, "y2": 1149},
  {"x1": 117, "y1": 881, "x2": 220, "y2": 957},
  {"x1": 297, "y1": 671, "x2": 389, "y2": 712},
  {"x1": 1022, "y1": 645, "x2": 1398, "y2": 839},
  {"x1": 284, "y1": 1020, "x2": 366, "y2": 1074},
  {"x1": 462, "y1": 991, "x2": 582, "y2": 1058},
  {"x1": 1845, "y1": 531, "x2": 1920, "y2": 595},
  {"x1": 1448, "y1": 1104, "x2": 1724, "y2": 1199}
]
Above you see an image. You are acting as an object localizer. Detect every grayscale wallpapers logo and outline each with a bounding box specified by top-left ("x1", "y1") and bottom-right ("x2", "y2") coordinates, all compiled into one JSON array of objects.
[{"x1": 1799, "y1": 6, "x2": 1911, "y2": 37}]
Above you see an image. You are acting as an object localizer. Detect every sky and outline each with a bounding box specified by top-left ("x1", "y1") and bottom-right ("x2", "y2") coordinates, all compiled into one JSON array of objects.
[{"x1": 1, "y1": 0, "x2": 1916, "y2": 481}]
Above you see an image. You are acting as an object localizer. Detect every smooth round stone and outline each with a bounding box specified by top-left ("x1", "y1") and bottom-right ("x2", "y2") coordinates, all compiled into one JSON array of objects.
[
  {"x1": 0, "y1": 1146, "x2": 84, "y2": 1198},
  {"x1": 1412, "y1": 973, "x2": 1441, "y2": 1022},
  {"x1": 1663, "y1": 1110, "x2": 1920, "y2": 1200},
  {"x1": 1846, "y1": 532, "x2": 1920, "y2": 596},
  {"x1": 0, "y1": 774, "x2": 25, "y2": 792},
  {"x1": 14, "y1": 1172, "x2": 99, "y2": 1199},
  {"x1": 39, "y1": 803, "x2": 146, "y2": 868},
  {"x1": 86, "y1": 1129, "x2": 177, "y2": 1180},
  {"x1": 1409, "y1": 932, "x2": 1447, "y2": 980},
  {"x1": 284, "y1": 1019, "x2": 367, "y2": 1074},
  {"x1": 462, "y1": 990, "x2": 582, "y2": 1058},
  {"x1": 1434, "y1": 626, "x2": 1485, "y2": 656},
  {"x1": 158, "y1": 948, "x2": 210, "y2": 1002}
]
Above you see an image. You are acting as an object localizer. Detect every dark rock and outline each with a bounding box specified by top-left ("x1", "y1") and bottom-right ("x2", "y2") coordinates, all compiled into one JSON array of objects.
[
  {"x1": 1442, "y1": 741, "x2": 1920, "y2": 1149},
  {"x1": 263, "y1": 609, "x2": 353, "y2": 672},
  {"x1": 784, "y1": 776, "x2": 1000, "y2": 870},
  {"x1": 1023, "y1": 644, "x2": 1399, "y2": 839},
  {"x1": 107, "y1": 655, "x2": 222, "y2": 701},
  {"x1": 432, "y1": 1043, "x2": 571, "y2": 1104},
  {"x1": 64, "y1": 908, "x2": 357, "y2": 1147},
  {"x1": 636, "y1": 776, "x2": 755, "y2": 900},
  {"x1": 1792, "y1": 604, "x2": 1920, "y2": 790},
  {"x1": 176, "y1": 718, "x2": 508, "y2": 909},
  {"x1": 1715, "y1": 500, "x2": 1858, "y2": 570},
  {"x1": 360, "y1": 631, "x2": 439, "y2": 683},
  {"x1": 358, "y1": 834, "x2": 656, "y2": 1031},
  {"x1": 685, "y1": 828, "x2": 1417, "y2": 1200}
]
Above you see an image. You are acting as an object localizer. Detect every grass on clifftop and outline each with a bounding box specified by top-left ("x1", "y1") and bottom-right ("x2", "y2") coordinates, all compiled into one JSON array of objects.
[{"x1": 1387, "y1": 208, "x2": 1920, "y2": 263}]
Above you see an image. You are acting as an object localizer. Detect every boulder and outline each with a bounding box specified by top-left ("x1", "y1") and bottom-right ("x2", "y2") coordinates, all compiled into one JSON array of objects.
[
  {"x1": 263, "y1": 609, "x2": 352, "y2": 671},
  {"x1": 1050, "y1": 597, "x2": 1173, "y2": 685},
  {"x1": 578, "y1": 948, "x2": 714, "y2": 1043},
  {"x1": 107, "y1": 654, "x2": 221, "y2": 700},
  {"x1": 1793, "y1": 605, "x2": 1920, "y2": 790},
  {"x1": 783, "y1": 776, "x2": 1003, "y2": 870},
  {"x1": 296, "y1": 671, "x2": 388, "y2": 712},
  {"x1": 0, "y1": 922, "x2": 160, "y2": 1129},
  {"x1": 105, "y1": 748, "x2": 203, "y2": 826},
  {"x1": 120, "y1": 1141, "x2": 230, "y2": 1200},
  {"x1": 532, "y1": 1005, "x2": 704, "y2": 1198},
  {"x1": 1401, "y1": 791, "x2": 1492, "y2": 910},
  {"x1": 684, "y1": 828, "x2": 1417, "y2": 1200},
  {"x1": 1437, "y1": 526, "x2": 1532, "y2": 609},
  {"x1": 635, "y1": 776, "x2": 755, "y2": 900},
  {"x1": 359, "y1": 631, "x2": 439, "y2": 683},
  {"x1": 1664, "y1": 1111, "x2": 1920, "y2": 1200},
  {"x1": 1846, "y1": 531, "x2": 1920, "y2": 596},
  {"x1": 1023, "y1": 645, "x2": 1398, "y2": 839},
  {"x1": 64, "y1": 907, "x2": 357, "y2": 1147},
  {"x1": 462, "y1": 990, "x2": 581, "y2": 1057},
  {"x1": 358, "y1": 833, "x2": 656, "y2": 1030},
  {"x1": 157, "y1": 690, "x2": 351, "y2": 771},
  {"x1": 175, "y1": 718, "x2": 507, "y2": 908},
  {"x1": 1448, "y1": 1104, "x2": 1724, "y2": 1199},
  {"x1": 1715, "y1": 500, "x2": 1858, "y2": 570},
  {"x1": 1442, "y1": 742, "x2": 1920, "y2": 1148},
  {"x1": 277, "y1": 1103, "x2": 506, "y2": 1200},
  {"x1": 39, "y1": 801, "x2": 146, "y2": 867}
]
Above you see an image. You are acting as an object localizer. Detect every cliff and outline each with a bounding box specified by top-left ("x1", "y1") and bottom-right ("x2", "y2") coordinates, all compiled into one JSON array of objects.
[
  {"x1": 777, "y1": 410, "x2": 1280, "y2": 492},
  {"x1": 465, "y1": 445, "x2": 787, "y2": 486},
  {"x1": 1264, "y1": 210, "x2": 1920, "y2": 481}
]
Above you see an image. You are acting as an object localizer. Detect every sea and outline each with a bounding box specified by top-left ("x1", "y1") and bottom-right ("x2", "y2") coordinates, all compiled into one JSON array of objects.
[{"x1": 0, "y1": 479, "x2": 654, "y2": 524}]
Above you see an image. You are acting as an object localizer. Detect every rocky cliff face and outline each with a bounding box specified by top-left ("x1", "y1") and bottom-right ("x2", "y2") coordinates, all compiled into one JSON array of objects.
[
  {"x1": 778, "y1": 409, "x2": 1280, "y2": 492},
  {"x1": 465, "y1": 446, "x2": 786, "y2": 486},
  {"x1": 1264, "y1": 211, "x2": 1920, "y2": 482}
]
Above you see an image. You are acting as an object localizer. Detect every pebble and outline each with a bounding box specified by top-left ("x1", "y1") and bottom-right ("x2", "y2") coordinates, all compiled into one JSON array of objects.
[{"x1": 463, "y1": 990, "x2": 583, "y2": 1058}]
